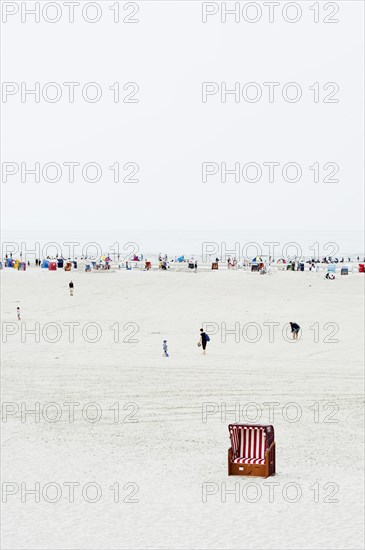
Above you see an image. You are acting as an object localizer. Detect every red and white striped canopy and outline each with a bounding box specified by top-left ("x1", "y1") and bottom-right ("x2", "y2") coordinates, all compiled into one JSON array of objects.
[{"x1": 229, "y1": 424, "x2": 271, "y2": 461}]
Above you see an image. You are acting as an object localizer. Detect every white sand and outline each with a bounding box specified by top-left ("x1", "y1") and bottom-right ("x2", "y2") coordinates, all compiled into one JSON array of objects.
[{"x1": 1, "y1": 267, "x2": 364, "y2": 549}]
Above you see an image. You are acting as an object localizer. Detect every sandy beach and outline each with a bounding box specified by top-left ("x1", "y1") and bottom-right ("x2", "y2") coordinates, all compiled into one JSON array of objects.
[
  {"x1": 1, "y1": 266, "x2": 364, "y2": 549},
  {"x1": 2, "y1": 0, "x2": 364, "y2": 546}
]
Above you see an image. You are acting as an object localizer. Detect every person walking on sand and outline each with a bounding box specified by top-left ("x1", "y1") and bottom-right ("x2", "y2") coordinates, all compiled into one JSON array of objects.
[
  {"x1": 69, "y1": 281, "x2": 74, "y2": 296},
  {"x1": 194, "y1": 260, "x2": 197, "y2": 273},
  {"x1": 198, "y1": 328, "x2": 210, "y2": 354},
  {"x1": 290, "y1": 322, "x2": 300, "y2": 340},
  {"x1": 162, "y1": 340, "x2": 169, "y2": 357},
  {"x1": 17, "y1": 307, "x2": 21, "y2": 320}
]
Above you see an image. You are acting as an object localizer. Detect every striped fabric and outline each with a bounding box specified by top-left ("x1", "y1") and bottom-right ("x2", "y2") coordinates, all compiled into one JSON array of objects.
[
  {"x1": 229, "y1": 425, "x2": 267, "y2": 462},
  {"x1": 233, "y1": 457, "x2": 265, "y2": 465}
]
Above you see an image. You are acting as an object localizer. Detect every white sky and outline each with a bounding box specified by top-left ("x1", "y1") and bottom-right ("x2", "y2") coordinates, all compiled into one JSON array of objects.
[{"x1": 1, "y1": 1, "x2": 364, "y2": 241}]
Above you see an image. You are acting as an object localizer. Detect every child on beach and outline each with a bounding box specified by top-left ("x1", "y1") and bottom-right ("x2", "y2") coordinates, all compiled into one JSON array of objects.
[
  {"x1": 17, "y1": 307, "x2": 21, "y2": 320},
  {"x1": 163, "y1": 340, "x2": 169, "y2": 357},
  {"x1": 69, "y1": 281, "x2": 74, "y2": 296}
]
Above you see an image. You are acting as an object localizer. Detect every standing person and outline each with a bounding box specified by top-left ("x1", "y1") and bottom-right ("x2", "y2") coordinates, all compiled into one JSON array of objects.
[
  {"x1": 162, "y1": 340, "x2": 169, "y2": 357},
  {"x1": 17, "y1": 307, "x2": 21, "y2": 320},
  {"x1": 290, "y1": 322, "x2": 300, "y2": 340},
  {"x1": 194, "y1": 260, "x2": 197, "y2": 273},
  {"x1": 69, "y1": 281, "x2": 74, "y2": 296},
  {"x1": 198, "y1": 328, "x2": 210, "y2": 354}
]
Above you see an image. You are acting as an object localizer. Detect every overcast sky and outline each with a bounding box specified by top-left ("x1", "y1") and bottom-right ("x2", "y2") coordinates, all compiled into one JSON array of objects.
[{"x1": 1, "y1": 1, "x2": 364, "y2": 246}]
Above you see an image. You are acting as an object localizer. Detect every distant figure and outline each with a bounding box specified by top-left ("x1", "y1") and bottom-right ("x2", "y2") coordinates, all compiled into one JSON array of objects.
[
  {"x1": 194, "y1": 261, "x2": 197, "y2": 273},
  {"x1": 162, "y1": 340, "x2": 169, "y2": 357},
  {"x1": 290, "y1": 322, "x2": 300, "y2": 340},
  {"x1": 17, "y1": 307, "x2": 21, "y2": 320},
  {"x1": 199, "y1": 328, "x2": 210, "y2": 354},
  {"x1": 69, "y1": 281, "x2": 74, "y2": 296}
]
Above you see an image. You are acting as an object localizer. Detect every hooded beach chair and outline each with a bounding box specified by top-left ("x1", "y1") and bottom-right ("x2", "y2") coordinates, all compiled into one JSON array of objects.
[{"x1": 228, "y1": 424, "x2": 275, "y2": 477}]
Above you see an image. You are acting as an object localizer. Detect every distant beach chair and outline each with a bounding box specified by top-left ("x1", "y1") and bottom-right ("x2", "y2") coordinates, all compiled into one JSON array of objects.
[{"x1": 228, "y1": 424, "x2": 276, "y2": 478}]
